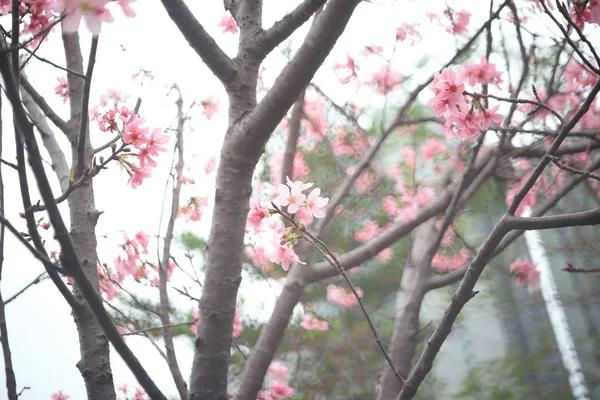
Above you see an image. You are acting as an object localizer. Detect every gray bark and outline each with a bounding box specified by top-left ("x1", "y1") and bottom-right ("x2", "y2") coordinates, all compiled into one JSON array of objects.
[
  {"x1": 63, "y1": 32, "x2": 115, "y2": 400},
  {"x1": 377, "y1": 221, "x2": 434, "y2": 400}
]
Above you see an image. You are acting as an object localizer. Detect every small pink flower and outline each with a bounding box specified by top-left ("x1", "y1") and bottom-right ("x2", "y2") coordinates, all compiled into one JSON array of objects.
[
  {"x1": 117, "y1": 0, "x2": 136, "y2": 17},
  {"x1": 127, "y1": 166, "x2": 151, "y2": 188},
  {"x1": 247, "y1": 198, "x2": 269, "y2": 232},
  {"x1": 269, "y1": 244, "x2": 304, "y2": 271},
  {"x1": 326, "y1": 284, "x2": 363, "y2": 308},
  {"x1": 275, "y1": 184, "x2": 306, "y2": 214},
  {"x1": 54, "y1": 77, "x2": 69, "y2": 103},
  {"x1": 52, "y1": 391, "x2": 70, "y2": 400},
  {"x1": 57, "y1": 0, "x2": 114, "y2": 35},
  {"x1": 510, "y1": 258, "x2": 541, "y2": 293},
  {"x1": 218, "y1": 12, "x2": 238, "y2": 34},
  {"x1": 180, "y1": 175, "x2": 195, "y2": 185},
  {"x1": 300, "y1": 314, "x2": 329, "y2": 331},
  {"x1": 268, "y1": 361, "x2": 288, "y2": 380},
  {"x1": 233, "y1": 307, "x2": 243, "y2": 337},
  {"x1": 304, "y1": 188, "x2": 328, "y2": 218},
  {"x1": 123, "y1": 118, "x2": 149, "y2": 149},
  {"x1": 204, "y1": 156, "x2": 218, "y2": 174},
  {"x1": 269, "y1": 381, "x2": 294, "y2": 398}
]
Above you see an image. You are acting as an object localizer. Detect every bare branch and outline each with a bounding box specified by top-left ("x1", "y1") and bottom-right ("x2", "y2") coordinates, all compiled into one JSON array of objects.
[
  {"x1": 21, "y1": 81, "x2": 70, "y2": 192},
  {"x1": 75, "y1": 37, "x2": 98, "y2": 178},
  {"x1": 504, "y1": 208, "x2": 600, "y2": 230},
  {"x1": 157, "y1": 85, "x2": 189, "y2": 400},
  {"x1": 281, "y1": 90, "x2": 305, "y2": 183},
  {"x1": 159, "y1": 0, "x2": 237, "y2": 85},
  {"x1": 19, "y1": 75, "x2": 68, "y2": 133},
  {"x1": 255, "y1": 0, "x2": 326, "y2": 57},
  {"x1": 234, "y1": 0, "x2": 362, "y2": 163}
]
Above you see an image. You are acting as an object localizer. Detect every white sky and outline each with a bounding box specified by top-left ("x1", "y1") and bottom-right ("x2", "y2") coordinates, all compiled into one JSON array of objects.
[{"x1": 0, "y1": 0, "x2": 538, "y2": 398}]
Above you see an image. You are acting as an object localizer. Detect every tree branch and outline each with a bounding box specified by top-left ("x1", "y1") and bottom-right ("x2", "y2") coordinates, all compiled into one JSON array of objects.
[
  {"x1": 255, "y1": 0, "x2": 326, "y2": 57},
  {"x1": 504, "y1": 208, "x2": 600, "y2": 230},
  {"x1": 19, "y1": 75, "x2": 68, "y2": 133},
  {"x1": 75, "y1": 37, "x2": 97, "y2": 178},
  {"x1": 159, "y1": 0, "x2": 238, "y2": 85},
  {"x1": 234, "y1": 0, "x2": 362, "y2": 163},
  {"x1": 0, "y1": 40, "x2": 167, "y2": 400},
  {"x1": 157, "y1": 85, "x2": 189, "y2": 400}
]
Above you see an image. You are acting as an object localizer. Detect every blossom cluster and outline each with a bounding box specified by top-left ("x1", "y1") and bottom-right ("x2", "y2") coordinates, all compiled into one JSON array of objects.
[
  {"x1": 97, "y1": 231, "x2": 176, "y2": 300},
  {"x1": 245, "y1": 178, "x2": 329, "y2": 272},
  {"x1": 57, "y1": 0, "x2": 136, "y2": 35},
  {"x1": 510, "y1": 258, "x2": 541, "y2": 293},
  {"x1": 426, "y1": 8, "x2": 471, "y2": 35},
  {"x1": 428, "y1": 60, "x2": 503, "y2": 141},
  {"x1": 256, "y1": 362, "x2": 295, "y2": 399},
  {"x1": 89, "y1": 90, "x2": 169, "y2": 189},
  {"x1": 300, "y1": 314, "x2": 329, "y2": 331},
  {"x1": 326, "y1": 284, "x2": 363, "y2": 308}
]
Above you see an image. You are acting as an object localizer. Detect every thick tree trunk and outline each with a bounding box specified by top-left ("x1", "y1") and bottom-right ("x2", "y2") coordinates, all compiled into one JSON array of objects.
[
  {"x1": 377, "y1": 221, "x2": 435, "y2": 400},
  {"x1": 69, "y1": 183, "x2": 115, "y2": 400},
  {"x1": 63, "y1": 32, "x2": 115, "y2": 400},
  {"x1": 188, "y1": 142, "x2": 255, "y2": 399}
]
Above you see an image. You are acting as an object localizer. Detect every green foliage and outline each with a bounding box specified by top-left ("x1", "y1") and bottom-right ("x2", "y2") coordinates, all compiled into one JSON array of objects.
[{"x1": 179, "y1": 231, "x2": 207, "y2": 252}]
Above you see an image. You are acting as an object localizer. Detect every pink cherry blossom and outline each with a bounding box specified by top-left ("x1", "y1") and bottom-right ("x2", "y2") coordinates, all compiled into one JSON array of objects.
[
  {"x1": 247, "y1": 198, "x2": 269, "y2": 232},
  {"x1": 269, "y1": 381, "x2": 294, "y2": 398},
  {"x1": 180, "y1": 175, "x2": 195, "y2": 185},
  {"x1": 127, "y1": 166, "x2": 151, "y2": 188},
  {"x1": 300, "y1": 314, "x2": 329, "y2": 331},
  {"x1": 333, "y1": 54, "x2": 360, "y2": 84},
  {"x1": 134, "y1": 387, "x2": 148, "y2": 400},
  {"x1": 383, "y1": 196, "x2": 400, "y2": 218},
  {"x1": 246, "y1": 246, "x2": 271, "y2": 272},
  {"x1": 369, "y1": 65, "x2": 402, "y2": 94},
  {"x1": 51, "y1": 391, "x2": 70, "y2": 400},
  {"x1": 204, "y1": 156, "x2": 218, "y2": 174},
  {"x1": 199, "y1": 97, "x2": 219, "y2": 120},
  {"x1": 396, "y1": 23, "x2": 421, "y2": 45},
  {"x1": 275, "y1": 182, "x2": 306, "y2": 214},
  {"x1": 510, "y1": 258, "x2": 541, "y2": 293},
  {"x1": 218, "y1": 13, "x2": 238, "y2": 34},
  {"x1": 432, "y1": 248, "x2": 469, "y2": 272},
  {"x1": 460, "y1": 56, "x2": 503, "y2": 88},
  {"x1": 117, "y1": 0, "x2": 136, "y2": 17},
  {"x1": 233, "y1": 307, "x2": 243, "y2": 337},
  {"x1": 269, "y1": 244, "x2": 304, "y2": 271},
  {"x1": 326, "y1": 284, "x2": 363, "y2": 308},
  {"x1": 295, "y1": 207, "x2": 314, "y2": 227},
  {"x1": 421, "y1": 138, "x2": 447, "y2": 160},
  {"x1": 304, "y1": 188, "x2": 328, "y2": 218},
  {"x1": 377, "y1": 248, "x2": 393, "y2": 263},
  {"x1": 179, "y1": 197, "x2": 209, "y2": 222},
  {"x1": 267, "y1": 361, "x2": 288, "y2": 380},
  {"x1": 123, "y1": 118, "x2": 149, "y2": 148},
  {"x1": 57, "y1": 0, "x2": 115, "y2": 35},
  {"x1": 354, "y1": 220, "x2": 380, "y2": 243},
  {"x1": 54, "y1": 77, "x2": 69, "y2": 103}
]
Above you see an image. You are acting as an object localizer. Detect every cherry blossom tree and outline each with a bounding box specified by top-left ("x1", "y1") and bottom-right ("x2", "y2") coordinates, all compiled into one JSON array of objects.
[{"x1": 0, "y1": 0, "x2": 600, "y2": 400}]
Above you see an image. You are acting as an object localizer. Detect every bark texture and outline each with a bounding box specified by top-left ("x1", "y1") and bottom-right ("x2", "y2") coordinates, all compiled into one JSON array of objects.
[{"x1": 63, "y1": 32, "x2": 115, "y2": 400}]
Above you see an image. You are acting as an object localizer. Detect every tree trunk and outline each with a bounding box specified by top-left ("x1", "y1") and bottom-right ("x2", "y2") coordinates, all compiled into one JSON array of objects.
[
  {"x1": 377, "y1": 221, "x2": 434, "y2": 400},
  {"x1": 64, "y1": 32, "x2": 115, "y2": 400}
]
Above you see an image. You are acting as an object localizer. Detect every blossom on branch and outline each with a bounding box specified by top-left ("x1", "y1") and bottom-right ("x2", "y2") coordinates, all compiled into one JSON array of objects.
[{"x1": 510, "y1": 258, "x2": 541, "y2": 293}]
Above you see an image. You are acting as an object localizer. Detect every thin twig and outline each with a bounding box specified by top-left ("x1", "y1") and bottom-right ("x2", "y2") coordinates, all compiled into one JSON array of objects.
[
  {"x1": 75, "y1": 37, "x2": 98, "y2": 178},
  {"x1": 546, "y1": 154, "x2": 600, "y2": 182},
  {"x1": 272, "y1": 204, "x2": 405, "y2": 384}
]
